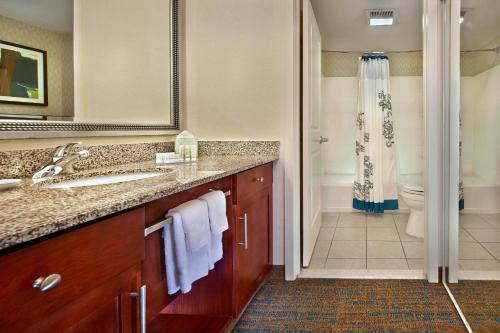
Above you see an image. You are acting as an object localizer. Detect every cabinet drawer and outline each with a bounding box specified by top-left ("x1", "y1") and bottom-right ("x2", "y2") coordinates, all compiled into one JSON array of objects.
[
  {"x1": 0, "y1": 208, "x2": 145, "y2": 333},
  {"x1": 233, "y1": 163, "x2": 273, "y2": 204}
]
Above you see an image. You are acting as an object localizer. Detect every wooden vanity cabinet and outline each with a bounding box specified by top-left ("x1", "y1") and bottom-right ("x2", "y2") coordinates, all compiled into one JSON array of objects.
[
  {"x1": 143, "y1": 176, "x2": 235, "y2": 332},
  {"x1": 145, "y1": 163, "x2": 274, "y2": 331},
  {"x1": 232, "y1": 163, "x2": 273, "y2": 316},
  {"x1": 0, "y1": 208, "x2": 145, "y2": 333},
  {"x1": 0, "y1": 162, "x2": 274, "y2": 333}
]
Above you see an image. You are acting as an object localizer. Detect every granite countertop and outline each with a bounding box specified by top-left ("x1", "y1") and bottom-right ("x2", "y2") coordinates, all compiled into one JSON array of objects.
[{"x1": 0, "y1": 155, "x2": 277, "y2": 251}]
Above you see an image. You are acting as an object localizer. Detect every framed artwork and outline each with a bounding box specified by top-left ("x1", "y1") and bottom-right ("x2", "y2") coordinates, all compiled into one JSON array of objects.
[{"x1": 0, "y1": 40, "x2": 47, "y2": 106}]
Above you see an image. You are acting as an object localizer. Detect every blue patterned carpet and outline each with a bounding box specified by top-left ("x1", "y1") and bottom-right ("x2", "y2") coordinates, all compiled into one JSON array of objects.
[
  {"x1": 233, "y1": 268, "x2": 466, "y2": 333},
  {"x1": 448, "y1": 280, "x2": 500, "y2": 333}
]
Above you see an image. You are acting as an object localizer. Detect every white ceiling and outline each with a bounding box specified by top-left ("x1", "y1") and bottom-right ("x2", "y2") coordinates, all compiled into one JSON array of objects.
[
  {"x1": 311, "y1": 0, "x2": 500, "y2": 52},
  {"x1": 0, "y1": 0, "x2": 73, "y2": 34},
  {"x1": 460, "y1": 0, "x2": 500, "y2": 50},
  {"x1": 310, "y1": 0, "x2": 422, "y2": 52}
]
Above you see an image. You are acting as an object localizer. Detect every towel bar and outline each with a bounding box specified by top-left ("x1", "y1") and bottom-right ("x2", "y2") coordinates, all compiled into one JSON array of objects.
[{"x1": 144, "y1": 190, "x2": 231, "y2": 237}]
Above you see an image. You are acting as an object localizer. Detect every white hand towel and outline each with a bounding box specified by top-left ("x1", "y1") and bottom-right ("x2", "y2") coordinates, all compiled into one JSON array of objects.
[
  {"x1": 169, "y1": 199, "x2": 211, "y2": 252},
  {"x1": 211, "y1": 233, "x2": 223, "y2": 263},
  {"x1": 198, "y1": 191, "x2": 229, "y2": 234},
  {"x1": 163, "y1": 211, "x2": 214, "y2": 295},
  {"x1": 199, "y1": 191, "x2": 228, "y2": 264}
]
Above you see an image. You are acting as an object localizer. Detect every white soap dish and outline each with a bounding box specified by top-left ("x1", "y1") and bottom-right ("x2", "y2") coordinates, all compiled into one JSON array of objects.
[{"x1": 0, "y1": 179, "x2": 21, "y2": 191}]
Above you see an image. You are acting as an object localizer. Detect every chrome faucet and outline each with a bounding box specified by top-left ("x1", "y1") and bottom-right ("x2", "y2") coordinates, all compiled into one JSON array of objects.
[{"x1": 32, "y1": 142, "x2": 90, "y2": 180}]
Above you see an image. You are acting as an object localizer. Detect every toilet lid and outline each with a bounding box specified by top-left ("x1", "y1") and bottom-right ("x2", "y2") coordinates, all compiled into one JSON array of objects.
[{"x1": 403, "y1": 184, "x2": 424, "y2": 194}]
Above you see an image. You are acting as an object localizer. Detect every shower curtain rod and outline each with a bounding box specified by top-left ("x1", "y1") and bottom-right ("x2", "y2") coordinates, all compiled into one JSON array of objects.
[{"x1": 323, "y1": 46, "x2": 500, "y2": 54}]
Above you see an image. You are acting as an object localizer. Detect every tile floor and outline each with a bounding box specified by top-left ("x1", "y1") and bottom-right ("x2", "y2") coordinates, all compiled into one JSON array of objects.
[
  {"x1": 309, "y1": 212, "x2": 424, "y2": 270},
  {"x1": 309, "y1": 212, "x2": 500, "y2": 272},
  {"x1": 458, "y1": 213, "x2": 500, "y2": 271}
]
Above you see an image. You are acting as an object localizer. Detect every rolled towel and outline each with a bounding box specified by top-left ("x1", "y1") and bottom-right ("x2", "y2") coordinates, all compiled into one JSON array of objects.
[
  {"x1": 199, "y1": 191, "x2": 229, "y2": 234},
  {"x1": 169, "y1": 199, "x2": 211, "y2": 252}
]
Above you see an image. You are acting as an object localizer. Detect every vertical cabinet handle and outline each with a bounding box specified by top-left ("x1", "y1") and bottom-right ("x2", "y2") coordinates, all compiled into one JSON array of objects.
[
  {"x1": 139, "y1": 285, "x2": 146, "y2": 333},
  {"x1": 237, "y1": 213, "x2": 248, "y2": 249},
  {"x1": 130, "y1": 285, "x2": 147, "y2": 333}
]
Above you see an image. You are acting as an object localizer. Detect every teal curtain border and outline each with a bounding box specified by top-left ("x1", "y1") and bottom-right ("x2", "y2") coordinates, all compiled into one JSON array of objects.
[
  {"x1": 353, "y1": 198, "x2": 399, "y2": 213},
  {"x1": 459, "y1": 199, "x2": 464, "y2": 211}
]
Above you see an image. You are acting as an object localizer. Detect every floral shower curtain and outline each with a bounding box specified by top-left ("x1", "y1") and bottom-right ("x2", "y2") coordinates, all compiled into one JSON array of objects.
[{"x1": 353, "y1": 55, "x2": 399, "y2": 213}]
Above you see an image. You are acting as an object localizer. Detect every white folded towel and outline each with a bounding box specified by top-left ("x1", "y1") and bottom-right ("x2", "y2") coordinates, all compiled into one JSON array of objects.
[
  {"x1": 169, "y1": 199, "x2": 211, "y2": 252},
  {"x1": 199, "y1": 191, "x2": 229, "y2": 234},
  {"x1": 163, "y1": 210, "x2": 214, "y2": 295},
  {"x1": 199, "y1": 191, "x2": 228, "y2": 263},
  {"x1": 211, "y1": 233, "x2": 223, "y2": 263}
]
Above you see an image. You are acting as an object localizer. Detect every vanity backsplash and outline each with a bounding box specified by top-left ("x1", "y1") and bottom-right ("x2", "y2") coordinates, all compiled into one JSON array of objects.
[{"x1": 0, "y1": 141, "x2": 280, "y2": 178}]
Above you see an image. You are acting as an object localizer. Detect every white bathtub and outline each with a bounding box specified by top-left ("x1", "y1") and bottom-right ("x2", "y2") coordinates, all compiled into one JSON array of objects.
[{"x1": 322, "y1": 173, "x2": 500, "y2": 213}]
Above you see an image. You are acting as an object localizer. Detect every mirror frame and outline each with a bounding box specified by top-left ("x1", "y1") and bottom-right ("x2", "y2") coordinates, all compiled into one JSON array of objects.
[{"x1": 0, "y1": 0, "x2": 182, "y2": 139}]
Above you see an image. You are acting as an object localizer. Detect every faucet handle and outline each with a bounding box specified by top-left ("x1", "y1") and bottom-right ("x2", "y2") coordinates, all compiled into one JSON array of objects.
[
  {"x1": 76, "y1": 150, "x2": 90, "y2": 158},
  {"x1": 32, "y1": 165, "x2": 63, "y2": 180},
  {"x1": 53, "y1": 142, "x2": 82, "y2": 158}
]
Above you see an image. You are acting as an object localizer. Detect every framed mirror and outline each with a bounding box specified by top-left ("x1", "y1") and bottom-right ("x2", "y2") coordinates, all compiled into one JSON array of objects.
[{"x1": 0, "y1": 0, "x2": 181, "y2": 138}]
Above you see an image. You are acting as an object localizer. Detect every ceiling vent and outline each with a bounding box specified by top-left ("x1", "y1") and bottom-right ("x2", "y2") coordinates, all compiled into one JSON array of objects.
[{"x1": 366, "y1": 9, "x2": 397, "y2": 26}]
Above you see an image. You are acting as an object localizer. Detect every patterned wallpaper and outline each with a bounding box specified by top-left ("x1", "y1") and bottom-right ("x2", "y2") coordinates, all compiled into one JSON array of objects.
[
  {"x1": 0, "y1": 15, "x2": 74, "y2": 120},
  {"x1": 323, "y1": 46, "x2": 499, "y2": 78},
  {"x1": 322, "y1": 51, "x2": 423, "y2": 77},
  {"x1": 461, "y1": 34, "x2": 500, "y2": 77}
]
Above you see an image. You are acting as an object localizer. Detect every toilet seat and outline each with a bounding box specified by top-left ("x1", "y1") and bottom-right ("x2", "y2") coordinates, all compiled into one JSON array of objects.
[{"x1": 402, "y1": 184, "x2": 424, "y2": 196}]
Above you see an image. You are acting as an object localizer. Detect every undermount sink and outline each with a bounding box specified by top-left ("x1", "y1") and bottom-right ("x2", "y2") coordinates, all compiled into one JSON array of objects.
[{"x1": 46, "y1": 172, "x2": 164, "y2": 189}]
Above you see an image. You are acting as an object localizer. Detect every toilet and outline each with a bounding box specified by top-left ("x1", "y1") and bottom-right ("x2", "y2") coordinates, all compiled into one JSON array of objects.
[{"x1": 400, "y1": 184, "x2": 424, "y2": 238}]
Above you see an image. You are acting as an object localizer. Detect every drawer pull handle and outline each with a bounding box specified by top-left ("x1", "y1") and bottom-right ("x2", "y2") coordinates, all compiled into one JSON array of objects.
[
  {"x1": 237, "y1": 213, "x2": 248, "y2": 249},
  {"x1": 33, "y1": 274, "x2": 61, "y2": 292},
  {"x1": 254, "y1": 177, "x2": 264, "y2": 183}
]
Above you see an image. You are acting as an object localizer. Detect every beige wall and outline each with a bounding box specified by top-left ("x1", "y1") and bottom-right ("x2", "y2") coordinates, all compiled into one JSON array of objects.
[
  {"x1": 184, "y1": 0, "x2": 290, "y2": 141},
  {"x1": 0, "y1": 15, "x2": 73, "y2": 119},
  {"x1": 74, "y1": 0, "x2": 171, "y2": 124},
  {"x1": 184, "y1": 0, "x2": 295, "y2": 264}
]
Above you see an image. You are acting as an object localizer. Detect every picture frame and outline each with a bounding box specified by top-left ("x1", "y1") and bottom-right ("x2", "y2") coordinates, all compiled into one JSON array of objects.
[{"x1": 0, "y1": 40, "x2": 48, "y2": 106}]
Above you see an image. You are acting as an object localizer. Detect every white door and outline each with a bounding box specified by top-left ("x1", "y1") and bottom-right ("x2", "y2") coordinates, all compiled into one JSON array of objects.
[{"x1": 302, "y1": 0, "x2": 323, "y2": 267}]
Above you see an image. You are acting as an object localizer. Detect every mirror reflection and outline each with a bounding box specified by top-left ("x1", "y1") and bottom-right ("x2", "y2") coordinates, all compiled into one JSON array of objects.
[
  {"x1": 0, "y1": 0, "x2": 172, "y2": 125},
  {"x1": 450, "y1": 0, "x2": 500, "y2": 331}
]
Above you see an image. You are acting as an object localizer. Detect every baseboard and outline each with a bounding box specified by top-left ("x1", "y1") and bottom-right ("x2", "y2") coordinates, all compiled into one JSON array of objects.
[
  {"x1": 299, "y1": 268, "x2": 426, "y2": 279},
  {"x1": 322, "y1": 207, "x2": 499, "y2": 214},
  {"x1": 460, "y1": 208, "x2": 500, "y2": 214},
  {"x1": 322, "y1": 207, "x2": 410, "y2": 213},
  {"x1": 457, "y1": 270, "x2": 500, "y2": 280}
]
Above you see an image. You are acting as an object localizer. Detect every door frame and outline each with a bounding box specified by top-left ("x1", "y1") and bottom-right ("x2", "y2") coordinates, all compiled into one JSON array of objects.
[
  {"x1": 301, "y1": 0, "x2": 323, "y2": 267},
  {"x1": 284, "y1": 0, "x2": 443, "y2": 282},
  {"x1": 283, "y1": 0, "x2": 302, "y2": 281},
  {"x1": 423, "y1": 0, "x2": 444, "y2": 283},
  {"x1": 443, "y1": 0, "x2": 461, "y2": 283}
]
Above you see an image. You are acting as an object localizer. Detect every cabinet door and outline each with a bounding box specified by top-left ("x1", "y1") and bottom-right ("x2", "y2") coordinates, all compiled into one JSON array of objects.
[
  {"x1": 25, "y1": 266, "x2": 141, "y2": 333},
  {"x1": 0, "y1": 208, "x2": 145, "y2": 333},
  {"x1": 234, "y1": 189, "x2": 272, "y2": 315}
]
